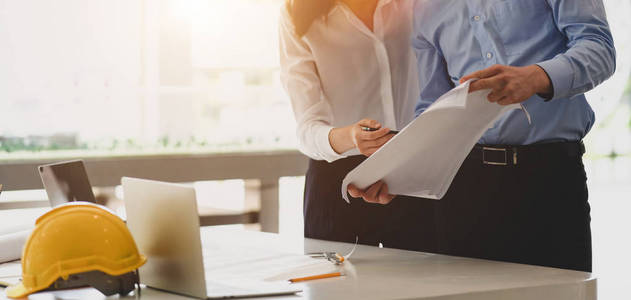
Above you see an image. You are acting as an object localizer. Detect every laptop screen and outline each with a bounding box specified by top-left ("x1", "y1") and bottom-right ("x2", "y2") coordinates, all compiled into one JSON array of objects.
[{"x1": 39, "y1": 160, "x2": 96, "y2": 207}]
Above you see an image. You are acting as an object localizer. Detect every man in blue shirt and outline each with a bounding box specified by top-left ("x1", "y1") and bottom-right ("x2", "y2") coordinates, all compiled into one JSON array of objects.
[{"x1": 349, "y1": 0, "x2": 615, "y2": 272}]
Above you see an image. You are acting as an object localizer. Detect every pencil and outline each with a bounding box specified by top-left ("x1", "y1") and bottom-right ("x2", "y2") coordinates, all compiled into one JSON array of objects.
[{"x1": 288, "y1": 272, "x2": 343, "y2": 283}]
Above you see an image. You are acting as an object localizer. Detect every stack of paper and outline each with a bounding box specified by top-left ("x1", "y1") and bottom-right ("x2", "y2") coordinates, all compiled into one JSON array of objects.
[{"x1": 342, "y1": 80, "x2": 529, "y2": 201}]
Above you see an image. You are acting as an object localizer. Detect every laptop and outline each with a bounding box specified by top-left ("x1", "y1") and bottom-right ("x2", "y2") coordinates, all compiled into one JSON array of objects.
[
  {"x1": 121, "y1": 177, "x2": 302, "y2": 299},
  {"x1": 38, "y1": 160, "x2": 96, "y2": 207}
]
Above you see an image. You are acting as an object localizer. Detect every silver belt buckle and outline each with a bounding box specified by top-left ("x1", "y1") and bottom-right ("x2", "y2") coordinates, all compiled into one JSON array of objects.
[{"x1": 482, "y1": 147, "x2": 508, "y2": 166}]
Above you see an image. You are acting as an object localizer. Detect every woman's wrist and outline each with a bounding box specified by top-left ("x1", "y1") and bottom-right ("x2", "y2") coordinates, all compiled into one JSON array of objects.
[{"x1": 329, "y1": 126, "x2": 355, "y2": 154}]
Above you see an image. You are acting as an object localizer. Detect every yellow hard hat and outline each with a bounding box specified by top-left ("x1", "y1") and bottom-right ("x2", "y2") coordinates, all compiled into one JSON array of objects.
[{"x1": 6, "y1": 202, "x2": 146, "y2": 298}]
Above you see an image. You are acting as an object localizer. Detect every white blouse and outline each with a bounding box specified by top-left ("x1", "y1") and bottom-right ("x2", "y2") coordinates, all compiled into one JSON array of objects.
[{"x1": 279, "y1": 0, "x2": 419, "y2": 162}]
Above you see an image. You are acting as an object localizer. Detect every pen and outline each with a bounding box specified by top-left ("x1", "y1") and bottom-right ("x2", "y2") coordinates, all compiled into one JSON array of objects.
[
  {"x1": 288, "y1": 272, "x2": 343, "y2": 283},
  {"x1": 361, "y1": 126, "x2": 399, "y2": 135}
]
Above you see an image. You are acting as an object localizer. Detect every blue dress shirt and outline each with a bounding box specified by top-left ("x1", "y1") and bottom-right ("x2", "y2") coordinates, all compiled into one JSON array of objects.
[{"x1": 412, "y1": 0, "x2": 616, "y2": 145}]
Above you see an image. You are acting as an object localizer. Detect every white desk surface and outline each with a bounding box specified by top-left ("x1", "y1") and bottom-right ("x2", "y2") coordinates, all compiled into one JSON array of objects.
[{"x1": 1, "y1": 226, "x2": 595, "y2": 300}]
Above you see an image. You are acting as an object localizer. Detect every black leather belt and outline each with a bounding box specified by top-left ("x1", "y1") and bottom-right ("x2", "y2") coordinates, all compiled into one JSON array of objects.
[{"x1": 469, "y1": 141, "x2": 585, "y2": 166}]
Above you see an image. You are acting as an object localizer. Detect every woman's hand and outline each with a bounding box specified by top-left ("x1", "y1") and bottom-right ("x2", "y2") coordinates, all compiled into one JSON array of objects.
[
  {"x1": 350, "y1": 119, "x2": 394, "y2": 156},
  {"x1": 348, "y1": 181, "x2": 395, "y2": 205},
  {"x1": 329, "y1": 119, "x2": 395, "y2": 156}
]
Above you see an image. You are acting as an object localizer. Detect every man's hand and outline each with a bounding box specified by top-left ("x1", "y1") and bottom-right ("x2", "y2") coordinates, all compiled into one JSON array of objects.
[
  {"x1": 347, "y1": 181, "x2": 395, "y2": 205},
  {"x1": 460, "y1": 64, "x2": 552, "y2": 105}
]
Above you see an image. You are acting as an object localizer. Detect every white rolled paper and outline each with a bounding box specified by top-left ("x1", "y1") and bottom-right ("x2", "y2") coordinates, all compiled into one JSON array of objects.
[{"x1": 0, "y1": 230, "x2": 31, "y2": 263}]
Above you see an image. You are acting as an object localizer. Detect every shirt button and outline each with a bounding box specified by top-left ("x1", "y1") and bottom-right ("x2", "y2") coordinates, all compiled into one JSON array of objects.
[
  {"x1": 486, "y1": 52, "x2": 493, "y2": 59},
  {"x1": 473, "y1": 15, "x2": 481, "y2": 21}
]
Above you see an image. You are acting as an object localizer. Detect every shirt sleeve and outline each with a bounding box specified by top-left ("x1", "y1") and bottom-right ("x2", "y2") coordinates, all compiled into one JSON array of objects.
[
  {"x1": 411, "y1": 8, "x2": 454, "y2": 116},
  {"x1": 535, "y1": 0, "x2": 616, "y2": 100},
  {"x1": 278, "y1": 8, "x2": 346, "y2": 162}
]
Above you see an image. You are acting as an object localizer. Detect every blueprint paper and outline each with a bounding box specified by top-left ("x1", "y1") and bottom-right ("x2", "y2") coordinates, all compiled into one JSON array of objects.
[
  {"x1": 0, "y1": 230, "x2": 30, "y2": 263},
  {"x1": 341, "y1": 80, "x2": 527, "y2": 202}
]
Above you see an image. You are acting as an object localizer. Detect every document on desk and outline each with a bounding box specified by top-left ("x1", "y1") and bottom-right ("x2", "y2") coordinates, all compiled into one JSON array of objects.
[
  {"x1": 203, "y1": 245, "x2": 340, "y2": 282},
  {"x1": 341, "y1": 80, "x2": 530, "y2": 201}
]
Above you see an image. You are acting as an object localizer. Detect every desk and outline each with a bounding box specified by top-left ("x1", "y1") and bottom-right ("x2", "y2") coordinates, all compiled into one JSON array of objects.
[
  {"x1": 0, "y1": 151, "x2": 310, "y2": 232},
  {"x1": 1, "y1": 226, "x2": 595, "y2": 300}
]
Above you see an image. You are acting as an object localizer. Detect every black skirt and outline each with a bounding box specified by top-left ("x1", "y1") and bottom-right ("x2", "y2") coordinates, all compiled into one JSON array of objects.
[{"x1": 303, "y1": 155, "x2": 438, "y2": 252}]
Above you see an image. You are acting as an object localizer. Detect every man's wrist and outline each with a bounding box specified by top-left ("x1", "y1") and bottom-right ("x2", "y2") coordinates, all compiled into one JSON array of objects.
[{"x1": 532, "y1": 65, "x2": 553, "y2": 100}]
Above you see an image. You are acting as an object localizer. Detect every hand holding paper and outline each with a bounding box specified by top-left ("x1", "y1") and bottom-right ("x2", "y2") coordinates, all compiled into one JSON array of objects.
[
  {"x1": 347, "y1": 180, "x2": 394, "y2": 205},
  {"x1": 342, "y1": 80, "x2": 531, "y2": 203},
  {"x1": 462, "y1": 64, "x2": 553, "y2": 105}
]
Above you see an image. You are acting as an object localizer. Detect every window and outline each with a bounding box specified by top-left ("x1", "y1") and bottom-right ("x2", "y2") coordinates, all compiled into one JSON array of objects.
[{"x1": 0, "y1": 0, "x2": 295, "y2": 159}]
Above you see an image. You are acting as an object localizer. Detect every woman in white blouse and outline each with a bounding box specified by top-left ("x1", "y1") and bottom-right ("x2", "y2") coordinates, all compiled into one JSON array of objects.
[{"x1": 280, "y1": 0, "x2": 435, "y2": 251}]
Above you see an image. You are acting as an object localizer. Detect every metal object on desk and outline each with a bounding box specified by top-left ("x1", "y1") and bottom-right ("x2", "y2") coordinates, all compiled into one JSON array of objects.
[
  {"x1": 308, "y1": 252, "x2": 346, "y2": 265},
  {"x1": 307, "y1": 236, "x2": 358, "y2": 265}
]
